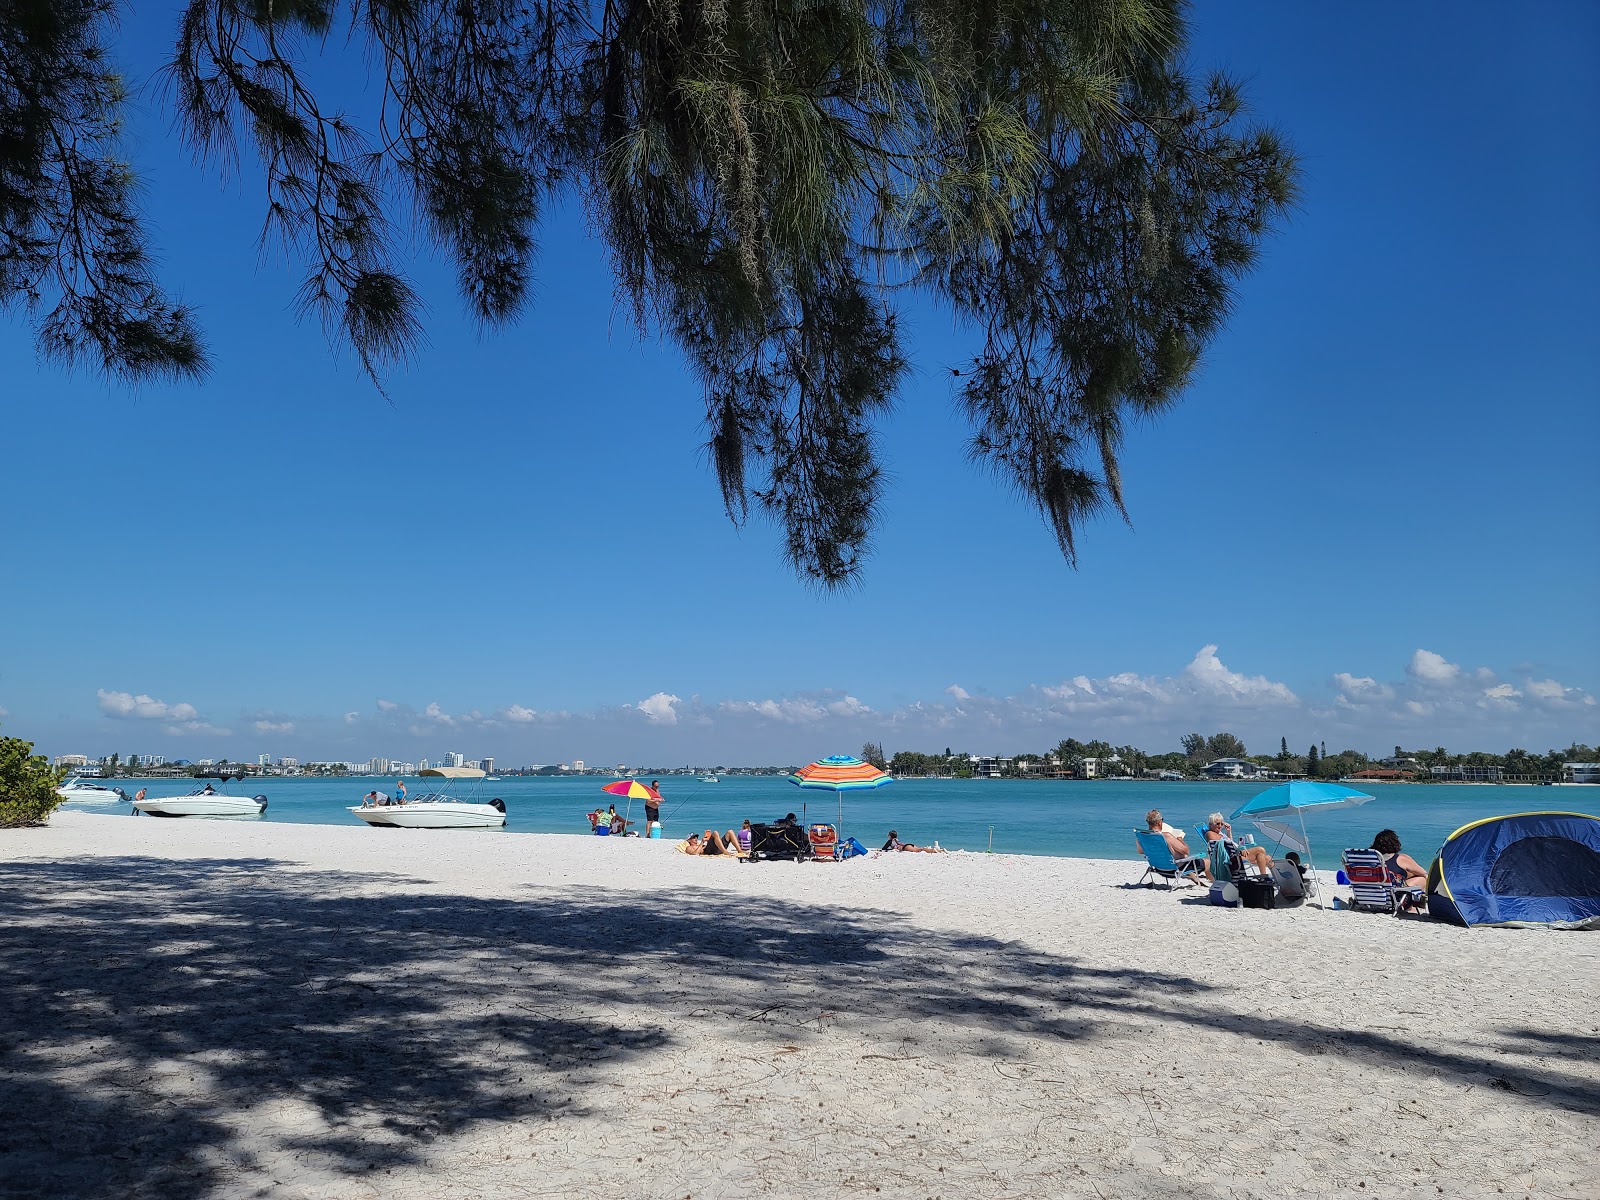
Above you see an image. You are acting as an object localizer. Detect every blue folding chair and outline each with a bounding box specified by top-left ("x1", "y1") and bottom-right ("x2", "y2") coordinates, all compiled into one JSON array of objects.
[{"x1": 1135, "y1": 830, "x2": 1208, "y2": 889}]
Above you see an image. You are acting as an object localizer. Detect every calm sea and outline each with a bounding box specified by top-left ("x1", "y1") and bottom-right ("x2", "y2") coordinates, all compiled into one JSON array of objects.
[{"x1": 74, "y1": 775, "x2": 1598, "y2": 865}]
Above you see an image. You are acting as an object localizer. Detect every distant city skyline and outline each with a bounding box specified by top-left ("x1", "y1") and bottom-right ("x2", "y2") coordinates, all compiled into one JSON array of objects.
[{"x1": 23, "y1": 643, "x2": 1596, "y2": 767}]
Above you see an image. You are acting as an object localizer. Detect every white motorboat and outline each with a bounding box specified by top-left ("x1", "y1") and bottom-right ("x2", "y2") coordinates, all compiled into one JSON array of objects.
[
  {"x1": 133, "y1": 773, "x2": 267, "y2": 817},
  {"x1": 701, "y1": 774, "x2": 719, "y2": 783},
  {"x1": 349, "y1": 793, "x2": 507, "y2": 829},
  {"x1": 57, "y1": 777, "x2": 130, "y2": 805}
]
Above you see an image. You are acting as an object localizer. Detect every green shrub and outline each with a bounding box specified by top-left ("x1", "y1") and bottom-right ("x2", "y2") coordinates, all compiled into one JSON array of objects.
[{"x1": 0, "y1": 729, "x2": 65, "y2": 828}]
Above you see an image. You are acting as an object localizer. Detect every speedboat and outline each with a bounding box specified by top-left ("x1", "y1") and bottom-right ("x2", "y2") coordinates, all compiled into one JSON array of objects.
[
  {"x1": 701, "y1": 774, "x2": 719, "y2": 783},
  {"x1": 57, "y1": 777, "x2": 130, "y2": 805},
  {"x1": 133, "y1": 773, "x2": 267, "y2": 817},
  {"x1": 349, "y1": 793, "x2": 507, "y2": 829}
]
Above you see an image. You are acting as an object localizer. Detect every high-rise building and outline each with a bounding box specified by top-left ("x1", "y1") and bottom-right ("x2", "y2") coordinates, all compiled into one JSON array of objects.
[
  {"x1": 368, "y1": 758, "x2": 390, "y2": 774},
  {"x1": 445, "y1": 751, "x2": 465, "y2": 768},
  {"x1": 258, "y1": 753, "x2": 272, "y2": 766},
  {"x1": 54, "y1": 754, "x2": 90, "y2": 767},
  {"x1": 419, "y1": 758, "x2": 429, "y2": 771},
  {"x1": 572, "y1": 759, "x2": 585, "y2": 771},
  {"x1": 479, "y1": 757, "x2": 494, "y2": 774},
  {"x1": 280, "y1": 757, "x2": 299, "y2": 768}
]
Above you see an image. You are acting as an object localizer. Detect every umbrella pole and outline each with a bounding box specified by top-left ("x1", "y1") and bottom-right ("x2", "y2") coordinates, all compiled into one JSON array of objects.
[
  {"x1": 1300, "y1": 808, "x2": 1322, "y2": 909},
  {"x1": 838, "y1": 792, "x2": 843, "y2": 843}
]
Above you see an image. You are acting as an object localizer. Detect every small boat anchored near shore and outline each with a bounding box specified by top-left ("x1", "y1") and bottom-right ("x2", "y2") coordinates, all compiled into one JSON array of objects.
[
  {"x1": 132, "y1": 773, "x2": 267, "y2": 817},
  {"x1": 57, "y1": 777, "x2": 130, "y2": 805},
  {"x1": 349, "y1": 793, "x2": 507, "y2": 829}
]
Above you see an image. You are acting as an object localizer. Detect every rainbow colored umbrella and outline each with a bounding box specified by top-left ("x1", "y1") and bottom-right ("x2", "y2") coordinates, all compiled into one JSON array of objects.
[
  {"x1": 602, "y1": 779, "x2": 662, "y2": 802},
  {"x1": 599, "y1": 779, "x2": 662, "y2": 831},
  {"x1": 788, "y1": 755, "x2": 892, "y2": 841}
]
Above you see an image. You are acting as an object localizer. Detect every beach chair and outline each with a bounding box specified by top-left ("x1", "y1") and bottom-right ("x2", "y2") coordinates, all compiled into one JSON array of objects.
[
  {"x1": 745, "y1": 822, "x2": 810, "y2": 863},
  {"x1": 807, "y1": 823, "x2": 840, "y2": 861},
  {"x1": 1340, "y1": 848, "x2": 1424, "y2": 915},
  {"x1": 1197, "y1": 826, "x2": 1266, "y2": 880},
  {"x1": 1135, "y1": 830, "x2": 1208, "y2": 889}
]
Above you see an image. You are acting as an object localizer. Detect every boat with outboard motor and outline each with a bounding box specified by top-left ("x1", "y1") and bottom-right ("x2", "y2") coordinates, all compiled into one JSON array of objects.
[
  {"x1": 57, "y1": 777, "x2": 130, "y2": 805},
  {"x1": 349, "y1": 792, "x2": 507, "y2": 829},
  {"x1": 132, "y1": 772, "x2": 268, "y2": 817}
]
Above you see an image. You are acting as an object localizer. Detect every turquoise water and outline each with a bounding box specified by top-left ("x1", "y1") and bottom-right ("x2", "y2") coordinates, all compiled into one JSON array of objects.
[{"x1": 77, "y1": 776, "x2": 1597, "y2": 864}]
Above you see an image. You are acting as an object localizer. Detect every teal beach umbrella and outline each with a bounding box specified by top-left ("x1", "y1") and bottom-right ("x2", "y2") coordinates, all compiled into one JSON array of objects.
[{"x1": 1231, "y1": 781, "x2": 1375, "y2": 905}]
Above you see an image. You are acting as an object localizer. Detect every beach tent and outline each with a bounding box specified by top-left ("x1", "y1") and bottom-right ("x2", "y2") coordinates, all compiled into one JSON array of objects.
[{"x1": 1426, "y1": 811, "x2": 1600, "y2": 929}]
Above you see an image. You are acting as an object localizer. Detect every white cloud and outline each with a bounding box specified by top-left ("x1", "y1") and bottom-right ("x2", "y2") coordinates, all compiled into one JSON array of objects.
[
  {"x1": 422, "y1": 701, "x2": 456, "y2": 727},
  {"x1": 376, "y1": 699, "x2": 399, "y2": 712},
  {"x1": 500, "y1": 704, "x2": 540, "y2": 723},
  {"x1": 254, "y1": 720, "x2": 295, "y2": 734},
  {"x1": 637, "y1": 692, "x2": 681, "y2": 725},
  {"x1": 97, "y1": 689, "x2": 200, "y2": 722},
  {"x1": 165, "y1": 721, "x2": 230, "y2": 737},
  {"x1": 344, "y1": 711, "x2": 360, "y2": 723},
  {"x1": 1406, "y1": 649, "x2": 1462, "y2": 686},
  {"x1": 1182, "y1": 645, "x2": 1298, "y2": 705},
  {"x1": 945, "y1": 684, "x2": 971, "y2": 702}
]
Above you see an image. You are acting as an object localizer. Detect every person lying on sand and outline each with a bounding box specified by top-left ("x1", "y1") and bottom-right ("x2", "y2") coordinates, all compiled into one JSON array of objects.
[
  {"x1": 882, "y1": 830, "x2": 943, "y2": 853},
  {"x1": 681, "y1": 830, "x2": 741, "y2": 856}
]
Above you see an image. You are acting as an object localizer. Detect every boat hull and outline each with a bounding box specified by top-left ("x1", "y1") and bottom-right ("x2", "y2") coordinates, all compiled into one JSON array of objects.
[
  {"x1": 57, "y1": 786, "x2": 126, "y2": 805},
  {"x1": 349, "y1": 802, "x2": 506, "y2": 829},
  {"x1": 134, "y1": 796, "x2": 266, "y2": 817}
]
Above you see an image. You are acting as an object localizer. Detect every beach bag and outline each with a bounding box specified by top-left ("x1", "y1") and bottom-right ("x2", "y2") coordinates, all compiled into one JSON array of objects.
[
  {"x1": 1236, "y1": 876, "x2": 1277, "y2": 910},
  {"x1": 839, "y1": 837, "x2": 868, "y2": 859}
]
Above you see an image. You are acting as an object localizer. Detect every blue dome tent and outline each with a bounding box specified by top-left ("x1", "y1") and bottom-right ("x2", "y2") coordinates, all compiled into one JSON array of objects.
[{"x1": 1427, "y1": 811, "x2": 1600, "y2": 929}]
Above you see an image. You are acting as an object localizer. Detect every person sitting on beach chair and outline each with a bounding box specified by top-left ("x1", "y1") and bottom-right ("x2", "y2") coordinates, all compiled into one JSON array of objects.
[
  {"x1": 1203, "y1": 813, "x2": 1273, "y2": 875},
  {"x1": 1136, "y1": 812, "x2": 1209, "y2": 885},
  {"x1": 1371, "y1": 829, "x2": 1428, "y2": 891}
]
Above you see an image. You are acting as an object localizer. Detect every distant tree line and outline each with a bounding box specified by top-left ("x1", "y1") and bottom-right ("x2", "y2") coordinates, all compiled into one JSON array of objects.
[{"x1": 886, "y1": 735, "x2": 1599, "y2": 781}]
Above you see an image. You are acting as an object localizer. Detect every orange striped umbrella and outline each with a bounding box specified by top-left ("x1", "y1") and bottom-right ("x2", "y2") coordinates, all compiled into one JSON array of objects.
[
  {"x1": 788, "y1": 756, "x2": 892, "y2": 791},
  {"x1": 788, "y1": 756, "x2": 891, "y2": 843}
]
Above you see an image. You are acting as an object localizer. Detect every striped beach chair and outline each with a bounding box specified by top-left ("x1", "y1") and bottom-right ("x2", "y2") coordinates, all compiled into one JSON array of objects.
[{"x1": 1341, "y1": 848, "x2": 1423, "y2": 915}]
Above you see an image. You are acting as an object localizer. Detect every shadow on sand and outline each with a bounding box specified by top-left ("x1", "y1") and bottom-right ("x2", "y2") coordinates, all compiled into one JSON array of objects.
[{"x1": 1, "y1": 855, "x2": 1593, "y2": 1198}]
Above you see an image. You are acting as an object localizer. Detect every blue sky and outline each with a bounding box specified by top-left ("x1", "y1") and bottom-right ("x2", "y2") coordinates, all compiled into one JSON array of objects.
[{"x1": 4, "y1": 2, "x2": 1597, "y2": 765}]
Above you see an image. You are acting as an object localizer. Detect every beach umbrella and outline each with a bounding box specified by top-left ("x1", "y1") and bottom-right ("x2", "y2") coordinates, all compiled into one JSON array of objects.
[
  {"x1": 600, "y1": 779, "x2": 661, "y2": 830},
  {"x1": 1230, "y1": 781, "x2": 1375, "y2": 904},
  {"x1": 787, "y1": 755, "x2": 892, "y2": 842},
  {"x1": 601, "y1": 780, "x2": 661, "y2": 802}
]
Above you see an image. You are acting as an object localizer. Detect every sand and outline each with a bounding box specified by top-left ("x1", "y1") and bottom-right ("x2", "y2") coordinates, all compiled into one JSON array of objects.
[{"x1": 1, "y1": 811, "x2": 1596, "y2": 1200}]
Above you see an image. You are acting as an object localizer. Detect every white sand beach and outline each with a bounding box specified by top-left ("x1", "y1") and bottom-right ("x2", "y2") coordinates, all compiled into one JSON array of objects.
[{"x1": 3, "y1": 811, "x2": 1596, "y2": 1200}]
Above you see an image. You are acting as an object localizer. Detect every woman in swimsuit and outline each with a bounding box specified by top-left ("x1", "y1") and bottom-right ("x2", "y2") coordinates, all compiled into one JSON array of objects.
[
  {"x1": 1204, "y1": 813, "x2": 1273, "y2": 875},
  {"x1": 881, "y1": 829, "x2": 942, "y2": 853},
  {"x1": 1371, "y1": 829, "x2": 1427, "y2": 889}
]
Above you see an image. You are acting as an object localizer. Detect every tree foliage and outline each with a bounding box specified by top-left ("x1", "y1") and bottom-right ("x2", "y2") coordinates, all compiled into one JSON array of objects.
[
  {"x1": 2, "y1": 0, "x2": 1296, "y2": 584},
  {"x1": 0, "y1": 727, "x2": 66, "y2": 828}
]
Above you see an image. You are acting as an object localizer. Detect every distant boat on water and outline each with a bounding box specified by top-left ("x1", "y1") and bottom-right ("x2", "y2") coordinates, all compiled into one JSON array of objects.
[{"x1": 701, "y1": 774, "x2": 720, "y2": 783}]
